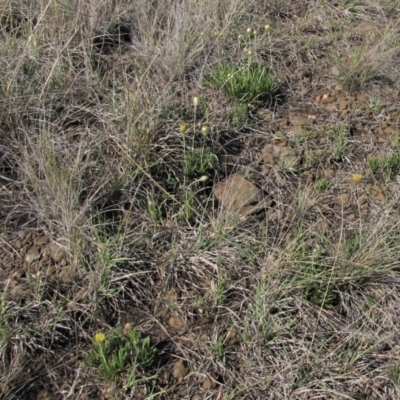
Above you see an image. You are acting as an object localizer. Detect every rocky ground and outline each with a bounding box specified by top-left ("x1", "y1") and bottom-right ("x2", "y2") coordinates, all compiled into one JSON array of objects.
[{"x1": 2, "y1": 1, "x2": 400, "y2": 399}]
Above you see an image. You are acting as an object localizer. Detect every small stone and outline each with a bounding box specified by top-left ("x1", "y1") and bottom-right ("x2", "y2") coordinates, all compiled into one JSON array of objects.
[
  {"x1": 172, "y1": 359, "x2": 188, "y2": 383},
  {"x1": 168, "y1": 287, "x2": 179, "y2": 301},
  {"x1": 203, "y1": 376, "x2": 215, "y2": 389},
  {"x1": 338, "y1": 100, "x2": 349, "y2": 111},
  {"x1": 358, "y1": 195, "x2": 368, "y2": 206},
  {"x1": 168, "y1": 315, "x2": 186, "y2": 332},
  {"x1": 226, "y1": 330, "x2": 236, "y2": 340},
  {"x1": 370, "y1": 186, "x2": 385, "y2": 201},
  {"x1": 34, "y1": 235, "x2": 49, "y2": 246},
  {"x1": 14, "y1": 240, "x2": 22, "y2": 249},
  {"x1": 354, "y1": 22, "x2": 378, "y2": 36},
  {"x1": 12, "y1": 270, "x2": 24, "y2": 280},
  {"x1": 26, "y1": 246, "x2": 40, "y2": 264},
  {"x1": 213, "y1": 174, "x2": 263, "y2": 214},
  {"x1": 50, "y1": 244, "x2": 67, "y2": 262},
  {"x1": 332, "y1": 66, "x2": 340, "y2": 76},
  {"x1": 336, "y1": 193, "x2": 350, "y2": 206},
  {"x1": 200, "y1": 333, "x2": 209, "y2": 342}
]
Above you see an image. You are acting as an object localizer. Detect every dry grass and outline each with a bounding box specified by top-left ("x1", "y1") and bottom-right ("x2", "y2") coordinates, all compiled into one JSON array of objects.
[{"x1": 2, "y1": 0, "x2": 400, "y2": 399}]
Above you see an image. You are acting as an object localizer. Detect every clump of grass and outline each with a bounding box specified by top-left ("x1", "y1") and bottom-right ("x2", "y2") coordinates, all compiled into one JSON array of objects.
[
  {"x1": 368, "y1": 152, "x2": 400, "y2": 180},
  {"x1": 183, "y1": 147, "x2": 218, "y2": 176},
  {"x1": 314, "y1": 179, "x2": 329, "y2": 192},
  {"x1": 206, "y1": 62, "x2": 277, "y2": 105}
]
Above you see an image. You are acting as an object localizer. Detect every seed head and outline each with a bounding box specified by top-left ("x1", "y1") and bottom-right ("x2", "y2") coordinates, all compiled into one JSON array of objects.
[
  {"x1": 179, "y1": 123, "x2": 188, "y2": 134},
  {"x1": 352, "y1": 174, "x2": 362, "y2": 185},
  {"x1": 201, "y1": 125, "x2": 210, "y2": 135}
]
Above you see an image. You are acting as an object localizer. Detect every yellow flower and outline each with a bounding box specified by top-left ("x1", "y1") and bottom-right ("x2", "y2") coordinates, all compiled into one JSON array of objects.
[
  {"x1": 201, "y1": 125, "x2": 210, "y2": 135},
  {"x1": 246, "y1": 27, "x2": 253, "y2": 35},
  {"x1": 247, "y1": 49, "x2": 254, "y2": 56},
  {"x1": 238, "y1": 34, "x2": 243, "y2": 39},
  {"x1": 193, "y1": 96, "x2": 199, "y2": 107},
  {"x1": 179, "y1": 123, "x2": 188, "y2": 134},
  {"x1": 213, "y1": 29, "x2": 220, "y2": 37},
  {"x1": 264, "y1": 24, "x2": 271, "y2": 31},
  {"x1": 94, "y1": 332, "x2": 105, "y2": 343},
  {"x1": 352, "y1": 174, "x2": 362, "y2": 185}
]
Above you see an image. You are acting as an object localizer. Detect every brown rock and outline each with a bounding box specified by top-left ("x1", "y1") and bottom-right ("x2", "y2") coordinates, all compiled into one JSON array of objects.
[
  {"x1": 338, "y1": 100, "x2": 349, "y2": 111},
  {"x1": 321, "y1": 95, "x2": 337, "y2": 104},
  {"x1": 326, "y1": 103, "x2": 338, "y2": 111},
  {"x1": 259, "y1": 146, "x2": 275, "y2": 167},
  {"x1": 172, "y1": 359, "x2": 188, "y2": 383},
  {"x1": 203, "y1": 376, "x2": 216, "y2": 389},
  {"x1": 370, "y1": 186, "x2": 385, "y2": 201},
  {"x1": 200, "y1": 332, "x2": 210, "y2": 342},
  {"x1": 332, "y1": 66, "x2": 340, "y2": 76},
  {"x1": 336, "y1": 193, "x2": 350, "y2": 206},
  {"x1": 57, "y1": 265, "x2": 72, "y2": 283},
  {"x1": 279, "y1": 148, "x2": 301, "y2": 169},
  {"x1": 12, "y1": 270, "x2": 24, "y2": 280},
  {"x1": 34, "y1": 235, "x2": 49, "y2": 246},
  {"x1": 213, "y1": 174, "x2": 263, "y2": 214},
  {"x1": 168, "y1": 315, "x2": 186, "y2": 332},
  {"x1": 358, "y1": 195, "x2": 368, "y2": 206},
  {"x1": 354, "y1": 23, "x2": 379, "y2": 36},
  {"x1": 289, "y1": 112, "x2": 314, "y2": 127},
  {"x1": 50, "y1": 244, "x2": 67, "y2": 262},
  {"x1": 26, "y1": 246, "x2": 40, "y2": 264}
]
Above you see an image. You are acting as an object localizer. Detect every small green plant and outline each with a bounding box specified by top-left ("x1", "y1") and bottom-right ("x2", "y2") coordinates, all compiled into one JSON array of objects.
[
  {"x1": 331, "y1": 124, "x2": 351, "y2": 160},
  {"x1": 183, "y1": 147, "x2": 218, "y2": 176},
  {"x1": 368, "y1": 152, "x2": 400, "y2": 180},
  {"x1": 367, "y1": 98, "x2": 381, "y2": 114},
  {"x1": 286, "y1": 235, "x2": 340, "y2": 309},
  {"x1": 87, "y1": 327, "x2": 156, "y2": 381},
  {"x1": 231, "y1": 103, "x2": 248, "y2": 126},
  {"x1": 389, "y1": 361, "x2": 400, "y2": 384},
  {"x1": 147, "y1": 195, "x2": 164, "y2": 224},
  {"x1": 206, "y1": 62, "x2": 277, "y2": 106},
  {"x1": 314, "y1": 179, "x2": 329, "y2": 192},
  {"x1": 367, "y1": 157, "x2": 380, "y2": 173}
]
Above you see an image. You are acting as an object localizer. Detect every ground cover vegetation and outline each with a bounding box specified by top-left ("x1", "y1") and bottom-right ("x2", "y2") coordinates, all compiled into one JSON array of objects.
[{"x1": 2, "y1": 0, "x2": 400, "y2": 399}]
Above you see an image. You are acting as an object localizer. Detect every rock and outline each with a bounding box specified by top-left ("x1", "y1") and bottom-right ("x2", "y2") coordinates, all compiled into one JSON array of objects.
[
  {"x1": 12, "y1": 270, "x2": 24, "y2": 280},
  {"x1": 26, "y1": 246, "x2": 40, "y2": 264},
  {"x1": 279, "y1": 148, "x2": 300, "y2": 169},
  {"x1": 289, "y1": 112, "x2": 314, "y2": 127},
  {"x1": 260, "y1": 146, "x2": 275, "y2": 166},
  {"x1": 50, "y1": 244, "x2": 67, "y2": 262},
  {"x1": 168, "y1": 315, "x2": 186, "y2": 333},
  {"x1": 354, "y1": 22, "x2": 379, "y2": 36},
  {"x1": 370, "y1": 186, "x2": 385, "y2": 201},
  {"x1": 338, "y1": 100, "x2": 349, "y2": 111},
  {"x1": 332, "y1": 66, "x2": 340, "y2": 76},
  {"x1": 213, "y1": 174, "x2": 264, "y2": 214},
  {"x1": 336, "y1": 193, "x2": 350, "y2": 206},
  {"x1": 34, "y1": 235, "x2": 49, "y2": 246},
  {"x1": 172, "y1": 359, "x2": 188, "y2": 383},
  {"x1": 259, "y1": 145, "x2": 300, "y2": 173},
  {"x1": 203, "y1": 376, "x2": 216, "y2": 389}
]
